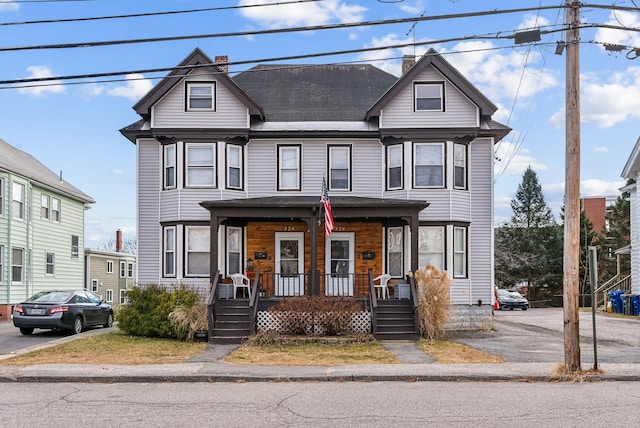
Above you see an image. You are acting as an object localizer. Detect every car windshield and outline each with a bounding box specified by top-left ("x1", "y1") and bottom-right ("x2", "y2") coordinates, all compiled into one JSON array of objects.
[
  {"x1": 498, "y1": 289, "x2": 525, "y2": 298},
  {"x1": 25, "y1": 291, "x2": 73, "y2": 303}
]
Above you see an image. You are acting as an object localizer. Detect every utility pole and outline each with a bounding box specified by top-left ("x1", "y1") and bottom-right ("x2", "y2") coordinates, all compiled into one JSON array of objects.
[{"x1": 563, "y1": 1, "x2": 581, "y2": 371}]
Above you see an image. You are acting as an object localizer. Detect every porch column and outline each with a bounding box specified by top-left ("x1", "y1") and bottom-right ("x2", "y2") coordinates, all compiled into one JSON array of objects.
[
  {"x1": 406, "y1": 213, "x2": 420, "y2": 272},
  {"x1": 304, "y1": 207, "x2": 319, "y2": 295},
  {"x1": 208, "y1": 215, "x2": 223, "y2": 284}
]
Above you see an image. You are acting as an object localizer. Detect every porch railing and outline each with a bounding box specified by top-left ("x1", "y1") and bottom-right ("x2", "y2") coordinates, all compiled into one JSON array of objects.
[
  {"x1": 251, "y1": 271, "x2": 373, "y2": 297},
  {"x1": 594, "y1": 274, "x2": 632, "y2": 308}
]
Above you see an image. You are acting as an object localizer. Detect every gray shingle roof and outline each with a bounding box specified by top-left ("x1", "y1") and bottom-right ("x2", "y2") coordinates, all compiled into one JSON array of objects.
[
  {"x1": 232, "y1": 64, "x2": 398, "y2": 121},
  {"x1": 0, "y1": 138, "x2": 94, "y2": 204}
]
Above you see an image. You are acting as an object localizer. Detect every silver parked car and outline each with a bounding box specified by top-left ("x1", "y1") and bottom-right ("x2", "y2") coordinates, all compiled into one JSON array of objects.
[
  {"x1": 13, "y1": 290, "x2": 114, "y2": 335},
  {"x1": 497, "y1": 289, "x2": 529, "y2": 311}
]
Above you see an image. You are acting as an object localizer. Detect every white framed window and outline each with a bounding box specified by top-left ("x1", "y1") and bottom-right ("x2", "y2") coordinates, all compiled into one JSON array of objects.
[
  {"x1": 226, "y1": 226, "x2": 242, "y2": 275},
  {"x1": 107, "y1": 260, "x2": 114, "y2": 274},
  {"x1": 185, "y1": 226, "x2": 210, "y2": 277},
  {"x1": 164, "y1": 226, "x2": 176, "y2": 277},
  {"x1": 0, "y1": 177, "x2": 4, "y2": 216},
  {"x1": 12, "y1": 247, "x2": 24, "y2": 283},
  {"x1": 454, "y1": 143, "x2": 467, "y2": 190},
  {"x1": 418, "y1": 226, "x2": 444, "y2": 271},
  {"x1": 0, "y1": 246, "x2": 3, "y2": 283},
  {"x1": 278, "y1": 145, "x2": 301, "y2": 191},
  {"x1": 106, "y1": 289, "x2": 114, "y2": 303},
  {"x1": 414, "y1": 143, "x2": 444, "y2": 188},
  {"x1": 226, "y1": 144, "x2": 243, "y2": 190},
  {"x1": 387, "y1": 227, "x2": 404, "y2": 278},
  {"x1": 45, "y1": 252, "x2": 55, "y2": 275},
  {"x1": 186, "y1": 143, "x2": 216, "y2": 187},
  {"x1": 71, "y1": 235, "x2": 79, "y2": 258},
  {"x1": 41, "y1": 194, "x2": 50, "y2": 220},
  {"x1": 163, "y1": 144, "x2": 176, "y2": 189},
  {"x1": 120, "y1": 289, "x2": 127, "y2": 304},
  {"x1": 52, "y1": 198, "x2": 61, "y2": 222},
  {"x1": 12, "y1": 182, "x2": 25, "y2": 220},
  {"x1": 186, "y1": 82, "x2": 215, "y2": 111},
  {"x1": 414, "y1": 82, "x2": 444, "y2": 111},
  {"x1": 386, "y1": 144, "x2": 403, "y2": 190},
  {"x1": 91, "y1": 278, "x2": 98, "y2": 292},
  {"x1": 128, "y1": 262, "x2": 134, "y2": 278},
  {"x1": 328, "y1": 145, "x2": 351, "y2": 191},
  {"x1": 120, "y1": 261, "x2": 126, "y2": 278},
  {"x1": 454, "y1": 226, "x2": 467, "y2": 278}
]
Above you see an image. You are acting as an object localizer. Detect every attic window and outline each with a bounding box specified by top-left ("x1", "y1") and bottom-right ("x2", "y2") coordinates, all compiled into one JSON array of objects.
[
  {"x1": 186, "y1": 82, "x2": 215, "y2": 111},
  {"x1": 414, "y1": 82, "x2": 444, "y2": 112}
]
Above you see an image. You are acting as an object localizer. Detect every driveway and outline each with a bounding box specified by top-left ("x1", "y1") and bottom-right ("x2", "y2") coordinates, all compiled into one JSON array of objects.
[{"x1": 450, "y1": 308, "x2": 640, "y2": 364}]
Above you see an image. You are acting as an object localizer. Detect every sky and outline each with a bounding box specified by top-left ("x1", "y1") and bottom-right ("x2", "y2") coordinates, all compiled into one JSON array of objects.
[{"x1": 1, "y1": 0, "x2": 639, "y2": 249}]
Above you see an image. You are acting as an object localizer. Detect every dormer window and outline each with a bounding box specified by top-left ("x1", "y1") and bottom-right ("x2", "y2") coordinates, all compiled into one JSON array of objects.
[
  {"x1": 186, "y1": 82, "x2": 215, "y2": 111},
  {"x1": 414, "y1": 82, "x2": 444, "y2": 112}
]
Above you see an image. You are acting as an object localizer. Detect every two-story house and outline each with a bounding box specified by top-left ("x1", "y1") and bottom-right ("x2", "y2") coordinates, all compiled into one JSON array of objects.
[
  {"x1": 84, "y1": 248, "x2": 136, "y2": 306},
  {"x1": 120, "y1": 48, "x2": 510, "y2": 330},
  {"x1": 0, "y1": 138, "x2": 94, "y2": 321}
]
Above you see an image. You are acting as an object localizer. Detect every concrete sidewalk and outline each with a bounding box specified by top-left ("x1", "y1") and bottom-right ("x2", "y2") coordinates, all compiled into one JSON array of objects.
[{"x1": 2, "y1": 309, "x2": 640, "y2": 383}]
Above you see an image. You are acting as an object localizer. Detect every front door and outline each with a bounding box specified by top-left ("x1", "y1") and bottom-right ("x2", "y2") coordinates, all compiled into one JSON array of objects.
[
  {"x1": 275, "y1": 232, "x2": 304, "y2": 296},
  {"x1": 325, "y1": 232, "x2": 354, "y2": 296}
]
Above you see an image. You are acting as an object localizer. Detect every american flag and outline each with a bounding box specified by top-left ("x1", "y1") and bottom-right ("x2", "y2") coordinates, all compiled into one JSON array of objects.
[{"x1": 321, "y1": 177, "x2": 335, "y2": 237}]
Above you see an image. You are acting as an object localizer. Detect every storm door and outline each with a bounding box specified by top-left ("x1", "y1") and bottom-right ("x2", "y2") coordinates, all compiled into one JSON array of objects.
[
  {"x1": 325, "y1": 232, "x2": 354, "y2": 296},
  {"x1": 275, "y1": 232, "x2": 304, "y2": 296}
]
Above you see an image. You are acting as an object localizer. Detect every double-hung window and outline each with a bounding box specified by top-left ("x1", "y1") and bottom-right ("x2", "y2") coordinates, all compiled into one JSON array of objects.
[
  {"x1": 12, "y1": 247, "x2": 24, "y2": 283},
  {"x1": 128, "y1": 262, "x2": 134, "y2": 278},
  {"x1": 186, "y1": 143, "x2": 216, "y2": 187},
  {"x1": 91, "y1": 279, "x2": 98, "y2": 292},
  {"x1": 185, "y1": 226, "x2": 209, "y2": 277},
  {"x1": 278, "y1": 145, "x2": 301, "y2": 191},
  {"x1": 45, "y1": 252, "x2": 55, "y2": 275},
  {"x1": 52, "y1": 198, "x2": 61, "y2": 222},
  {"x1": 12, "y1": 182, "x2": 25, "y2": 220},
  {"x1": 107, "y1": 260, "x2": 114, "y2": 274},
  {"x1": 454, "y1": 143, "x2": 467, "y2": 189},
  {"x1": 120, "y1": 261, "x2": 126, "y2": 278},
  {"x1": 453, "y1": 226, "x2": 467, "y2": 278},
  {"x1": 106, "y1": 289, "x2": 114, "y2": 303},
  {"x1": 164, "y1": 144, "x2": 176, "y2": 189},
  {"x1": 414, "y1": 143, "x2": 444, "y2": 188},
  {"x1": 186, "y1": 82, "x2": 215, "y2": 111},
  {"x1": 387, "y1": 227, "x2": 404, "y2": 277},
  {"x1": 226, "y1": 226, "x2": 242, "y2": 275},
  {"x1": 0, "y1": 178, "x2": 4, "y2": 216},
  {"x1": 120, "y1": 289, "x2": 127, "y2": 304},
  {"x1": 414, "y1": 82, "x2": 444, "y2": 111},
  {"x1": 227, "y1": 144, "x2": 243, "y2": 190},
  {"x1": 164, "y1": 226, "x2": 176, "y2": 277},
  {"x1": 328, "y1": 145, "x2": 351, "y2": 191},
  {"x1": 71, "y1": 235, "x2": 79, "y2": 258},
  {"x1": 418, "y1": 226, "x2": 444, "y2": 271},
  {"x1": 41, "y1": 194, "x2": 50, "y2": 219},
  {"x1": 387, "y1": 144, "x2": 403, "y2": 190}
]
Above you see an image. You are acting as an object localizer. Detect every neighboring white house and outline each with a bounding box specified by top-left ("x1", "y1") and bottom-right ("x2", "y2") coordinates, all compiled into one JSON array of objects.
[
  {"x1": 621, "y1": 137, "x2": 640, "y2": 295},
  {"x1": 0, "y1": 138, "x2": 94, "y2": 321},
  {"x1": 120, "y1": 48, "x2": 510, "y2": 329}
]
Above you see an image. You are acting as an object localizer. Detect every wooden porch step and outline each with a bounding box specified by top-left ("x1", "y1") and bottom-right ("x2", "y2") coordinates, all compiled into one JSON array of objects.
[
  {"x1": 211, "y1": 298, "x2": 252, "y2": 345},
  {"x1": 373, "y1": 298, "x2": 418, "y2": 341}
]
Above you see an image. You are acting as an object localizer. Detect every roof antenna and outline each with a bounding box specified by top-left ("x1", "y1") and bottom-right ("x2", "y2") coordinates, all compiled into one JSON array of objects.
[{"x1": 406, "y1": 11, "x2": 425, "y2": 58}]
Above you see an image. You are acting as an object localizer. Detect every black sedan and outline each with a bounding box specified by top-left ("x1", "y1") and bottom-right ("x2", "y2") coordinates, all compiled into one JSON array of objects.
[
  {"x1": 13, "y1": 290, "x2": 114, "y2": 335},
  {"x1": 497, "y1": 289, "x2": 529, "y2": 311}
]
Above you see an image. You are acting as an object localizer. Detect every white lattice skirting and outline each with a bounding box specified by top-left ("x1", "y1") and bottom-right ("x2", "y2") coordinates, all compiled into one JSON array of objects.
[{"x1": 256, "y1": 311, "x2": 371, "y2": 334}]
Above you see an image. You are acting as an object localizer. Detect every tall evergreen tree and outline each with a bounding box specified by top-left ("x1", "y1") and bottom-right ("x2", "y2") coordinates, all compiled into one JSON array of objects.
[{"x1": 510, "y1": 167, "x2": 555, "y2": 228}]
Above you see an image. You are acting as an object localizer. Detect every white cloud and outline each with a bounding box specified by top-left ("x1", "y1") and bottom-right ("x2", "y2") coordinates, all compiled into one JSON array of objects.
[
  {"x1": 107, "y1": 74, "x2": 153, "y2": 101},
  {"x1": 238, "y1": 0, "x2": 366, "y2": 28},
  {"x1": 594, "y1": 147, "x2": 608, "y2": 152},
  {"x1": 595, "y1": 11, "x2": 640, "y2": 48},
  {"x1": 112, "y1": 169, "x2": 124, "y2": 176},
  {"x1": 517, "y1": 13, "x2": 550, "y2": 30},
  {"x1": 356, "y1": 33, "x2": 429, "y2": 76},
  {"x1": 544, "y1": 179, "x2": 626, "y2": 197},
  {"x1": 495, "y1": 141, "x2": 547, "y2": 176},
  {"x1": 15, "y1": 66, "x2": 65, "y2": 96},
  {"x1": 0, "y1": 0, "x2": 18, "y2": 12},
  {"x1": 399, "y1": 0, "x2": 424, "y2": 15}
]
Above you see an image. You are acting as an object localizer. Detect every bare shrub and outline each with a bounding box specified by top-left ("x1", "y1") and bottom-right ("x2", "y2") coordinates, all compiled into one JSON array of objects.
[
  {"x1": 168, "y1": 301, "x2": 208, "y2": 342},
  {"x1": 269, "y1": 296, "x2": 362, "y2": 336},
  {"x1": 413, "y1": 264, "x2": 453, "y2": 340}
]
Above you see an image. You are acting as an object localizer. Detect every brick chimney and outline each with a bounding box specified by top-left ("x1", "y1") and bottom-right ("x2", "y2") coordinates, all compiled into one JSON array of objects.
[
  {"x1": 116, "y1": 229, "x2": 123, "y2": 253},
  {"x1": 215, "y1": 55, "x2": 229, "y2": 75},
  {"x1": 402, "y1": 55, "x2": 416, "y2": 74}
]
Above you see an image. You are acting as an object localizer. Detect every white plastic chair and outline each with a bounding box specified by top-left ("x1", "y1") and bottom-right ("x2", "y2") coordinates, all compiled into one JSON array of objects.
[
  {"x1": 230, "y1": 273, "x2": 251, "y2": 298},
  {"x1": 373, "y1": 274, "x2": 391, "y2": 299}
]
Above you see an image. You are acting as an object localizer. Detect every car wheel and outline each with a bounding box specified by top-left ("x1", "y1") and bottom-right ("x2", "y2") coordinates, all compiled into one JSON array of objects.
[
  {"x1": 509, "y1": 307, "x2": 514, "y2": 311},
  {"x1": 19, "y1": 327, "x2": 34, "y2": 335},
  {"x1": 71, "y1": 317, "x2": 83, "y2": 335},
  {"x1": 103, "y1": 313, "x2": 114, "y2": 328},
  {"x1": 522, "y1": 307, "x2": 528, "y2": 311}
]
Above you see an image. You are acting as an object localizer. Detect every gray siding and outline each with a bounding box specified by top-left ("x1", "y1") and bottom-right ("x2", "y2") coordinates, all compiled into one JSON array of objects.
[
  {"x1": 152, "y1": 70, "x2": 249, "y2": 129},
  {"x1": 137, "y1": 139, "x2": 161, "y2": 284},
  {"x1": 380, "y1": 67, "x2": 479, "y2": 129}
]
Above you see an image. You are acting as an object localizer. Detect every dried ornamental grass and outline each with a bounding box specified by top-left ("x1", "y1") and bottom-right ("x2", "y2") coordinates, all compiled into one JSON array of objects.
[{"x1": 413, "y1": 264, "x2": 453, "y2": 340}]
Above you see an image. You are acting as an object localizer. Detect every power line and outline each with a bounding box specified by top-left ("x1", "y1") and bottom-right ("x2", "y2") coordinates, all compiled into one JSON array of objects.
[
  {"x1": 0, "y1": 5, "x2": 567, "y2": 52},
  {"x1": 0, "y1": 0, "x2": 325, "y2": 27}
]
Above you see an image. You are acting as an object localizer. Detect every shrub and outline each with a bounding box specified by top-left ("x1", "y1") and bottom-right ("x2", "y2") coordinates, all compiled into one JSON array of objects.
[
  {"x1": 413, "y1": 265, "x2": 453, "y2": 340},
  {"x1": 168, "y1": 301, "x2": 208, "y2": 342},
  {"x1": 269, "y1": 296, "x2": 362, "y2": 336},
  {"x1": 116, "y1": 284, "x2": 200, "y2": 340}
]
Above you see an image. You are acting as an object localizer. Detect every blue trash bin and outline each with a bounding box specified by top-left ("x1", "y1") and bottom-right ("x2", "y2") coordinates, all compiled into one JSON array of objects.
[
  {"x1": 609, "y1": 290, "x2": 624, "y2": 314},
  {"x1": 631, "y1": 295, "x2": 640, "y2": 316}
]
